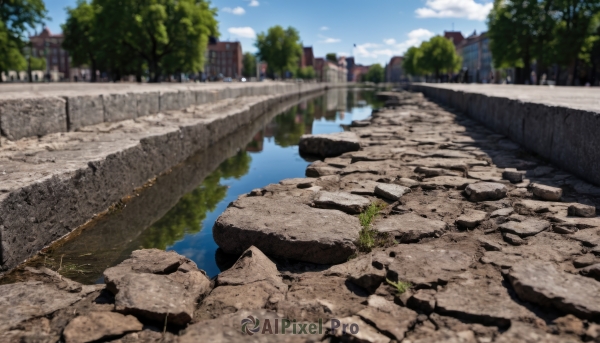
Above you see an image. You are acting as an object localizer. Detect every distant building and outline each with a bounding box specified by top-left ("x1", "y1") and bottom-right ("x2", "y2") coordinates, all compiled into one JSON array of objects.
[
  {"x1": 314, "y1": 57, "x2": 347, "y2": 83},
  {"x1": 444, "y1": 31, "x2": 465, "y2": 48},
  {"x1": 204, "y1": 38, "x2": 243, "y2": 80},
  {"x1": 352, "y1": 65, "x2": 369, "y2": 82},
  {"x1": 456, "y1": 31, "x2": 493, "y2": 83},
  {"x1": 386, "y1": 56, "x2": 404, "y2": 83},
  {"x1": 29, "y1": 28, "x2": 71, "y2": 81},
  {"x1": 346, "y1": 57, "x2": 355, "y2": 82},
  {"x1": 300, "y1": 47, "x2": 315, "y2": 69}
]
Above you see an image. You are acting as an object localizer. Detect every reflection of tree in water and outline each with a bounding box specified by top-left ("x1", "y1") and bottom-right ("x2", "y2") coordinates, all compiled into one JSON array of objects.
[
  {"x1": 140, "y1": 151, "x2": 251, "y2": 250},
  {"x1": 359, "y1": 90, "x2": 385, "y2": 109},
  {"x1": 273, "y1": 105, "x2": 306, "y2": 147}
]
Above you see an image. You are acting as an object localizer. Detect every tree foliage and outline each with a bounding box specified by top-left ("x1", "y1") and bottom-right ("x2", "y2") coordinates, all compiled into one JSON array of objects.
[
  {"x1": 402, "y1": 46, "x2": 422, "y2": 76},
  {"x1": 0, "y1": 0, "x2": 46, "y2": 76},
  {"x1": 402, "y1": 36, "x2": 461, "y2": 79},
  {"x1": 364, "y1": 63, "x2": 384, "y2": 83},
  {"x1": 255, "y1": 25, "x2": 302, "y2": 78},
  {"x1": 326, "y1": 53, "x2": 337, "y2": 63},
  {"x1": 62, "y1": 0, "x2": 218, "y2": 82},
  {"x1": 297, "y1": 66, "x2": 315, "y2": 79},
  {"x1": 242, "y1": 52, "x2": 256, "y2": 78}
]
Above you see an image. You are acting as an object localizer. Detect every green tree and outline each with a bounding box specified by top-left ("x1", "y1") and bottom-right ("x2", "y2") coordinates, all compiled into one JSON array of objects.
[
  {"x1": 0, "y1": 0, "x2": 46, "y2": 79},
  {"x1": 417, "y1": 36, "x2": 462, "y2": 80},
  {"x1": 364, "y1": 63, "x2": 385, "y2": 83},
  {"x1": 62, "y1": 0, "x2": 99, "y2": 81},
  {"x1": 255, "y1": 25, "x2": 303, "y2": 79},
  {"x1": 326, "y1": 53, "x2": 337, "y2": 63},
  {"x1": 403, "y1": 46, "x2": 423, "y2": 76},
  {"x1": 297, "y1": 66, "x2": 315, "y2": 79},
  {"x1": 242, "y1": 52, "x2": 256, "y2": 78}
]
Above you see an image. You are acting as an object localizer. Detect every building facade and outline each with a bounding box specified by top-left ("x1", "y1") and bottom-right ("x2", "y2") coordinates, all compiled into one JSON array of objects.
[
  {"x1": 456, "y1": 31, "x2": 493, "y2": 83},
  {"x1": 386, "y1": 56, "x2": 404, "y2": 83},
  {"x1": 204, "y1": 38, "x2": 243, "y2": 80},
  {"x1": 29, "y1": 28, "x2": 71, "y2": 81},
  {"x1": 300, "y1": 47, "x2": 315, "y2": 69},
  {"x1": 314, "y1": 57, "x2": 347, "y2": 83}
]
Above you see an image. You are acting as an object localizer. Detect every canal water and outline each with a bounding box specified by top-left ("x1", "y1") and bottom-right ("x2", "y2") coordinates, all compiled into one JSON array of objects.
[{"x1": 19, "y1": 89, "x2": 383, "y2": 284}]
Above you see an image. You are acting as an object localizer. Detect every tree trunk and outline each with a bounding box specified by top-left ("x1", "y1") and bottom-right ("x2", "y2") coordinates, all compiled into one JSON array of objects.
[
  {"x1": 567, "y1": 59, "x2": 576, "y2": 86},
  {"x1": 91, "y1": 60, "x2": 97, "y2": 82}
]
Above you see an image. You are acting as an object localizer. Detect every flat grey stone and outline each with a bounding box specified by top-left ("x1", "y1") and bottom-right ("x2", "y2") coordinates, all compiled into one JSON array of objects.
[
  {"x1": 357, "y1": 300, "x2": 417, "y2": 340},
  {"x1": 305, "y1": 160, "x2": 340, "y2": 177},
  {"x1": 299, "y1": 132, "x2": 361, "y2": 157},
  {"x1": 213, "y1": 196, "x2": 360, "y2": 264},
  {"x1": 373, "y1": 213, "x2": 446, "y2": 243},
  {"x1": 495, "y1": 322, "x2": 578, "y2": 343},
  {"x1": 503, "y1": 233, "x2": 526, "y2": 246},
  {"x1": 326, "y1": 254, "x2": 386, "y2": 292},
  {"x1": 455, "y1": 210, "x2": 487, "y2": 228},
  {"x1": 313, "y1": 191, "x2": 370, "y2": 214},
  {"x1": 477, "y1": 237, "x2": 503, "y2": 251},
  {"x1": 499, "y1": 219, "x2": 550, "y2": 237},
  {"x1": 216, "y1": 246, "x2": 286, "y2": 292},
  {"x1": 63, "y1": 311, "x2": 143, "y2": 343},
  {"x1": 464, "y1": 182, "x2": 507, "y2": 202},
  {"x1": 0, "y1": 96, "x2": 67, "y2": 140},
  {"x1": 374, "y1": 183, "x2": 410, "y2": 200},
  {"x1": 490, "y1": 207, "x2": 514, "y2": 217},
  {"x1": 502, "y1": 168, "x2": 526, "y2": 183},
  {"x1": 531, "y1": 183, "x2": 563, "y2": 201},
  {"x1": 573, "y1": 254, "x2": 598, "y2": 268},
  {"x1": 65, "y1": 94, "x2": 104, "y2": 131},
  {"x1": 508, "y1": 260, "x2": 600, "y2": 319},
  {"x1": 414, "y1": 166, "x2": 462, "y2": 177},
  {"x1": 394, "y1": 177, "x2": 420, "y2": 188},
  {"x1": 568, "y1": 203, "x2": 596, "y2": 218},
  {"x1": 421, "y1": 176, "x2": 476, "y2": 190}
]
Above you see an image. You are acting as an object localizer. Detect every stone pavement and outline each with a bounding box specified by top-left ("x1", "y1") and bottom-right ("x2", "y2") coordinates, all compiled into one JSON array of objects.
[{"x1": 2, "y1": 90, "x2": 600, "y2": 342}]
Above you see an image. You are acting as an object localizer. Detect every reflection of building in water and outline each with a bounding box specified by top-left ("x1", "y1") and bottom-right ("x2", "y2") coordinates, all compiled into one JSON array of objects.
[
  {"x1": 246, "y1": 131, "x2": 264, "y2": 152},
  {"x1": 324, "y1": 88, "x2": 348, "y2": 120}
]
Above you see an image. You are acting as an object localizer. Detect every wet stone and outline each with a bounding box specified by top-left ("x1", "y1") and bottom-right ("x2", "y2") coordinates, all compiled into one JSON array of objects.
[
  {"x1": 499, "y1": 218, "x2": 551, "y2": 237},
  {"x1": 63, "y1": 312, "x2": 143, "y2": 343},
  {"x1": 464, "y1": 182, "x2": 507, "y2": 202},
  {"x1": 507, "y1": 260, "x2": 600, "y2": 319},
  {"x1": 502, "y1": 168, "x2": 526, "y2": 183},
  {"x1": 456, "y1": 210, "x2": 487, "y2": 228},
  {"x1": 373, "y1": 213, "x2": 446, "y2": 243},
  {"x1": 531, "y1": 183, "x2": 563, "y2": 201},
  {"x1": 313, "y1": 190, "x2": 370, "y2": 214},
  {"x1": 568, "y1": 203, "x2": 596, "y2": 218},
  {"x1": 374, "y1": 183, "x2": 411, "y2": 201}
]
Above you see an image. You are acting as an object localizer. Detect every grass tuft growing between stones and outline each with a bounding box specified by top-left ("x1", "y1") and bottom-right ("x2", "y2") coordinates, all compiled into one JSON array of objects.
[
  {"x1": 386, "y1": 278, "x2": 411, "y2": 294},
  {"x1": 357, "y1": 202, "x2": 387, "y2": 252}
]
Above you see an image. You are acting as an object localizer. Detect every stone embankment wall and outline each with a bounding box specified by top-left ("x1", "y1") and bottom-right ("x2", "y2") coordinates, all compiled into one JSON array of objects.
[
  {"x1": 410, "y1": 84, "x2": 600, "y2": 187},
  {"x1": 0, "y1": 82, "x2": 332, "y2": 273}
]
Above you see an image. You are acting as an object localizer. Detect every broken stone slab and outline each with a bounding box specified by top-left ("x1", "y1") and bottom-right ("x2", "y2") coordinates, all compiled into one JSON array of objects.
[
  {"x1": 213, "y1": 196, "x2": 360, "y2": 264},
  {"x1": 414, "y1": 166, "x2": 462, "y2": 177},
  {"x1": 456, "y1": 210, "x2": 487, "y2": 228},
  {"x1": 435, "y1": 281, "x2": 536, "y2": 328},
  {"x1": 313, "y1": 191, "x2": 370, "y2": 214},
  {"x1": 464, "y1": 182, "x2": 507, "y2": 202},
  {"x1": 373, "y1": 213, "x2": 446, "y2": 243},
  {"x1": 299, "y1": 132, "x2": 361, "y2": 157},
  {"x1": 343, "y1": 180, "x2": 380, "y2": 195},
  {"x1": 327, "y1": 316, "x2": 391, "y2": 343},
  {"x1": 580, "y1": 263, "x2": 600, "y2": 281},
  {"x1": 341, "y1": 161, "x2": 394, "y2": 175},
  {"x1": 325, "y1": 254, "x2": 386, "y2": 293},
  {"x1": 531, "y1": 183, "x2": 563, "y2": 201},
  {"x1": 305, "y1": 160, "x2": 341, "y2": 177},
  {"x1": 0, "y1": 281, "x2": 88, "y2": 332},
  {"x1": 279, "y1": 178, "x2": 314, "y2": 188},
  {"x1": 394, "y1": 177, "x2": 420, "y2": 188},
  {"x1": 421, "y1": 176, "x2": 476, "y2": 190},
  {"x1": 62, "y1": 311, "x2": 143, "y2": 343},
  {"x1": 573, "y1": 254, "x2": 598, "y2": 268},
  {"x1": 495, "y1": 322, "x2": 579, "y2": 343},
  {"x1": 374, "y1": 183, "x2": 410, "y2": 201},
  {"x1": 490, "y1": 207, "x2": 514, "y2": 218},
  {"x1": 385, "y1": 244, "x2": 472, "y2": 287},
  {"x1": 324, "y1": 157, "x2": 351, "y2": 168},
  {"x1": 357, "y1": 299, "x2": 417, "y2": 341},
  {"x1": 216, "y1": 246, "x2": 286, "y2": 291},
  {"x1": 498, "y1": 219, "x2": 551, "y2": 237},
  {"x1": 503, "y1": 233, "x2": 526, "y2": 246},
  {"x1": 407, "y1": 289, "x2": 436, "y2": 314},
  {"x1": 502, "y1": 168, "x2": 526, "y2": 183},
  {"x1": 568, "y1": 203, "x2": 597, "y2": 218},
  {"x1": 481, "y1": 251, "x2": 524, "y2": 268},
  {"x1": 507, "y1": 259, "x2": 600, "y2": 320},
  {"x1": 477, "y1": 237, "x2": 503, "y2": 251}
]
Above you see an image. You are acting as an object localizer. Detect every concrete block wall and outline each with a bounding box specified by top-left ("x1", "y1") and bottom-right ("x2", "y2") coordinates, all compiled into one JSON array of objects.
[
  {"x1": 411, "y1": 84, "x2": 600, "y2": 186},
  {"x1": 0, "y1": 83, "x2": 331, "y2": 142}
]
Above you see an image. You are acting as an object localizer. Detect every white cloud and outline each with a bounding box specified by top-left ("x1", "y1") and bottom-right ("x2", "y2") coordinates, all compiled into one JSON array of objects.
[
  {"x1": 415, "y1": 0, "x2": 492, "y2": 21},
  {"x1": 248, "y1": 0, "x2": 259, "y2": 6},
  {"x1": 222, "y1": 6, "x2": 246, "y2": 15},
  {"x1": 353, "y1": 29, "x2": 434, "y2": 61},
  {"x1": 320, "y1": 26, "x2": 329, "y2": 31},
  {"x1": 318, "y1": 34, "x2": 340, "y2": 44},
  {"x1": 228, "y1": 27, "x2": 256, "y2": 38}
]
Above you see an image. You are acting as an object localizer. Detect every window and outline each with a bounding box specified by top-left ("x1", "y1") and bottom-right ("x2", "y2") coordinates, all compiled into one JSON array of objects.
[{"x1": 226, "y1": 44, "x2": 230, "y2": 50}]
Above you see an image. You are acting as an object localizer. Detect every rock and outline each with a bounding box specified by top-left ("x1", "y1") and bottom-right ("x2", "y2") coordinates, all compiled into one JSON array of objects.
[
  {"x1": 495, "y1": 322, "x2": 578, "y2": 343},
  {"x1": 407, "y1": 289, "x2": 436, "y2": 314},
  {"x1": 327, "y1": 316, "x2": 391, "y2": 343},
  {"x1": 464, "y1": 182, "x2": 507, "y2": 202},
  {"x1": 324, "y1": 254, "x2": 387, "y2": 293},
  {"x1": 502, "y1": 168, "x2": 526, "y2": 183},
  {"x1": 213, "y1": 196, "x2": 360, "y2": 264},
  {"x1": 373, "y1": 213, "x2": 446, "y2": 243},
  {"x1": 586, "y1": 324, "x2": 600, "y2": 342},
  {"x1": 435, "y1": 281, "x2": 535, "y2": 327},
  {"x1": 481, "y1": 251, "x2": 524, "y2": 268},
  {"x1": 313, "y1": 191, "x2": 370, "y2": 214},
  {"x1": 503, "y1": 233, "x2": 526, "y2": 246},
  {"x1": 568, "y1": 203, "x2": 596, "y2": 218},
  {"x1": 305, "y1": 160, "x2": 340, "y2": 177},
  {"x1": 553, "y1": 314, "x2": 584, "y2": 336},
  {"x1": 531, "y1": 183, "x2": 563, "y2": 201},
  {"x1": 0, "y1": 281, "x2": 87, "y2": 332},
  {"x1": 573, "y1": 254, "x2": 598, "y2": 268},
  {"x1": 62, "y1": 312, "x2": 143, "y2": 343},
  {"x1": 507, "y1": 259, "x2": 600, "y2": 319},
  {"x1": 216, "y1": 246, "x2": 285, "y2": 291},
  {"x1": 299, "y1": 132, "x2": 361, "y2": 157},
  {"x1": 341, "y1": 161, "x2": 393, "y2": 175},
  {"x1": 279, "y1": 178, "x2": 314, "y2": 189},
  {"x1": 374, "y1": 183, "x2": 411, "y2": 201},
  {"x1": 477, "y1": 237, "x2": 503, "y2": 251},
  {"x1": 385, "y1": 244, "x2": 472, "y2": 288},
  {"x1": 580, "y1": 263, "x2": 600, "y2": 281},
  {"x1": 509, "y1": 188, "x2": 529, "y2": 197},
  {"x1": 414, "y1": 166, "x2": 461, "y2": 177},
  {"x1": 357, "y1": 299, "x2": 417, "y2": 340},
  {"x1": 342, "y1": 179, "x2": 380, "y2": 195},
  {"x1": 499, "y1": 218, "x2": 550, "y2": 237},
  {"x1": 421, "y1": 176, "x2": 476, "y2": 190},
  {"x1": 455, "y1": 210, "x2": 487, "y2": 228},
  {"x1": 490, "y1": 207, "x2": 514, "y2": 218},
  {"x1": 324, "y1": 157, "x2": 351, "y2": 168},
  {"x1": 394, "y1": 177, "x2": 420, "y2": 188}
]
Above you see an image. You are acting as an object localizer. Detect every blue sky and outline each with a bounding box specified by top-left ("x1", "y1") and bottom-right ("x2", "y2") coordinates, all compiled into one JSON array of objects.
[{"x1": 43, "y1": 0, "x2": 490, "y2": 65}]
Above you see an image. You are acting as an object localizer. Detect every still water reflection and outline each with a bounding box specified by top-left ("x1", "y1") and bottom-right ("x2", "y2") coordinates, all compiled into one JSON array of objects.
[{"x1": 21, "y1": 89, "x2": 383, "y2": 284}]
